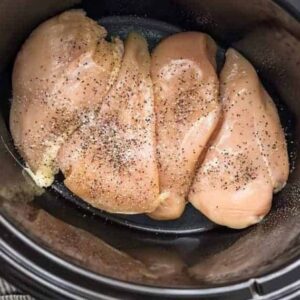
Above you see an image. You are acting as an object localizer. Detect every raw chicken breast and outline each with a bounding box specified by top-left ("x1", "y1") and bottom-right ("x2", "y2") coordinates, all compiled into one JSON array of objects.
[
  {"x1": 149, "y1": 32, "x2": 221, "y2": 220},
  {"x1": 58, "y1": 33, "x2": 160, "y2": 214},
  {"x1": 10, "y1": 10, "x2": 123, "y2": 187},
  {"x1": 189, "y1": 49, "x2": 289, "y2": 229}
]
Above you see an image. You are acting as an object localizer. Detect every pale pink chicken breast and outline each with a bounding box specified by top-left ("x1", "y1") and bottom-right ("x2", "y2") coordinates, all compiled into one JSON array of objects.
[
  {"x1": 10, "y1": 10, "x2": 123, "y2": 187},
  {"x1": 149, "y1": 32, "x2": 221, "y2": 220},
  {"x1": 189, "y1": 48, "x2": 289, "y2": 229},
  {"x1": 58, "y1": 33, "x2": 160, "y2": 214}
]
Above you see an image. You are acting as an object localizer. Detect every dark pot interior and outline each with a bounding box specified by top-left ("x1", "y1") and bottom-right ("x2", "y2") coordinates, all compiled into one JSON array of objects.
[{"x1": 0, "y1": 0, "x2": 299, "y2": 299}]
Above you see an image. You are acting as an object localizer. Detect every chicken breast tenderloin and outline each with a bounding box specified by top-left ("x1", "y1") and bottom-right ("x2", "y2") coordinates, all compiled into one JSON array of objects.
[
  {"x1": 58, "y1": 33, "x2": 160, "y2": 214},
  {"x1": 10, "y1": 10, "x2": 123, "y2": 187},
  {"x1": 149, "y1": 32, "x2": 221, "y2": 220},
  {"x1": 189, "y1": 49, "x2": 289, "y2": 229}
]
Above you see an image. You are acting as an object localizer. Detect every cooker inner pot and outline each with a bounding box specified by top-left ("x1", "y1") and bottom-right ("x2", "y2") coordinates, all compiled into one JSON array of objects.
[{"x1": 0, "y1": 0, "x2": 299, "y2": 292}]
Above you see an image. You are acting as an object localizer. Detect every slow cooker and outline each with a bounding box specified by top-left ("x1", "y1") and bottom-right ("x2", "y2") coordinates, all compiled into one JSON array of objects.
[{"x1": 0, "y1": 0, "x2": 299, "y2": 299}]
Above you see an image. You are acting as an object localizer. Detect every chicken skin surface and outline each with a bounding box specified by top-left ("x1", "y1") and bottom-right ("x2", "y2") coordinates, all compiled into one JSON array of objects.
[
  {"x1": 189, "y1": 49, "x2": 289, "y2": 229},
  {"x1": 10, "y1": 10, "x2": 123, "y2": 187},
  {"x1": 58, "y1": 33, "x2": 160, "y2": 214},
  {"x1": 10, "y1": 9, "x2": 289, "y2": 227},
  {"x1": 149, "y1": 32, "x2": 221, "y2": 220}
]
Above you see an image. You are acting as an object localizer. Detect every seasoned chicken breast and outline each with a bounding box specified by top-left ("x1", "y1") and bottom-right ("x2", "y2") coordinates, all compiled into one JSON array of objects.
[
  {"x1": 189, "y1": 49, "x2": 289, "y2": 229},
  {"x1": 149, "y1": 32, "x2": 221, "y2": 220},
  {"x1": 10, "y1": 10, "x2": 123, "y2": 187},
  {"x1": 58, "y1": 33, "x2": 160, "y2": 214}
]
